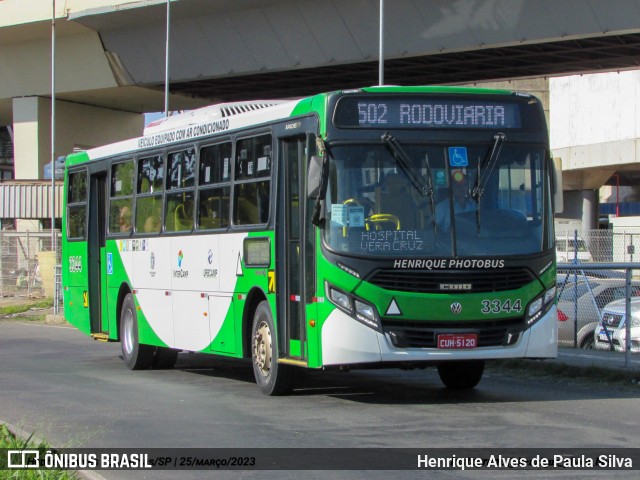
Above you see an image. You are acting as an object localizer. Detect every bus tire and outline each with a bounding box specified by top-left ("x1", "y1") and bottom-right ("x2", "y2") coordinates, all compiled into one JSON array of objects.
[
  {"x1": 437, "y1": 360, "x2": 485, "y2": 390},
  {"x1": 153, "y1": 347, "x2": 179, "y2": 369},
  {"x1": 251, "y1": 300, "x2": 294, "y2": 396},
  {"x1": 120, "y1": 293, "x2": 155, "y2": 370}
]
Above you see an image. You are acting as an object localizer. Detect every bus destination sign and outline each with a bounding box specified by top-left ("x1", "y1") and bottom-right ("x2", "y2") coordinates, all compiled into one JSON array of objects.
[{"x1": 335, "y1": 96, "x2": 522, "y2": 130}]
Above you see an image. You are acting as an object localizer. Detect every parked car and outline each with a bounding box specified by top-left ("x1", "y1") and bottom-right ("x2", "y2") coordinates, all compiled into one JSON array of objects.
[
  {"x1": 556, "y1": 236, "x2": 592, "y2": 263},
  {"x1": 594, "y1": 297, "x2": 640, "y2": 353},
  {"x1": 556, "y1": 278, "x2": 640, "y2": 348}
]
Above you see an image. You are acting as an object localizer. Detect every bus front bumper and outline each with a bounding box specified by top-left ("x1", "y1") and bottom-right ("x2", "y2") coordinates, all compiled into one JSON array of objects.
[{"x1": 320, "y1": 306, "x2": 557, "y2": 366}]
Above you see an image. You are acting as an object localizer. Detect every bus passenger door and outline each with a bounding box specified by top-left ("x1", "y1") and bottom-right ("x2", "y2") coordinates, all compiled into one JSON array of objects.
[
  {"x1": 87, "y1": 172, "x2": 107, "y2": 335},
  {"x1": 277, "y1": 135, "x2": 314, "y2": 362}
]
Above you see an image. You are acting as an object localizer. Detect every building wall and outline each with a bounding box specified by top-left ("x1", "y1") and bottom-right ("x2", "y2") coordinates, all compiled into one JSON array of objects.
[
  {"x1": 470, "y1": 78, "x2": 550, "y2": 127},
  {"x1": 550, "y1": 71, "x2": 640, "y2": 150},
  {"x1": 12, "y1": 97, "x2": 142, "y2": 180}
]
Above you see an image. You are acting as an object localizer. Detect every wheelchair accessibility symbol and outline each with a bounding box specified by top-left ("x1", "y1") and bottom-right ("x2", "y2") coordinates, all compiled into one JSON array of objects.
[{"x1": 448, "y1": 147, "x2": 468, "y2": 167}]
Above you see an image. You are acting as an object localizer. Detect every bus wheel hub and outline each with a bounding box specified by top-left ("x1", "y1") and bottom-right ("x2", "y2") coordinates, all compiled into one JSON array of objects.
[{"x1": 254, "y1": 321, "x2": 272, "y2": 376}]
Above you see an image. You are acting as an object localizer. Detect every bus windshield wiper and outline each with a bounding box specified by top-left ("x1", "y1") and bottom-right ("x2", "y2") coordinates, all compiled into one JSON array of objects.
[
  {"x1": 381, "y1": 132, "x2": 437, "y2": 230},
  {"x1": 381, "y1": 133, "x2": 432, "y2": 198},
  {"x1": 471, "y1": 132, "x2": 505, "y2": 201}
]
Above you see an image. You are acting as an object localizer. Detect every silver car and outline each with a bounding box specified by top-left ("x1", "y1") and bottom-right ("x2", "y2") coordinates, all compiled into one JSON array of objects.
[
  {"x1": 556, "y1": 277, "x2": 640, "y2": 348},
  {"x1": 594, "y1": 297, "x2": 640, "y2": 353}
]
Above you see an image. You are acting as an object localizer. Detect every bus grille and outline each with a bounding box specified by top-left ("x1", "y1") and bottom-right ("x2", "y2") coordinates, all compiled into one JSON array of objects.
[
  {"x1": 366, "y1": 268, "x2": 534, "y2": 293},
  {"x1": 382, "y1": 318, "x2": 524, "y2": 348}
]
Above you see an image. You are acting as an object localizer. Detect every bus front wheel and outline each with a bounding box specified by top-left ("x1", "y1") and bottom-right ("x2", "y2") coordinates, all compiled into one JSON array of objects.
[
  {"x1": 437, "y1": 360, "x2": 485, "y2": 390},
  {"x1": 251, "y1": 301, "x2": 294, "y2": 395},
  {"x1": 120, "y1": 293, "x2": 155, "y2": 370}
]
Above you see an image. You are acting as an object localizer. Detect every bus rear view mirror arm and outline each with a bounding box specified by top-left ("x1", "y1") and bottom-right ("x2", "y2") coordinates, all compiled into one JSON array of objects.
[
  {"x1": 308, "y1": 154, "x2": 329, "y2": 226},
  {"x1": 307, "y1": 155, "x2": 325, "y2": 199}
]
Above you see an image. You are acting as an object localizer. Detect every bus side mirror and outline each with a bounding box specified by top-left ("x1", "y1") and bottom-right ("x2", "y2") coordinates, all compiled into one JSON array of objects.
[
  {"x1": 553, "y1": 156, "x2": 564, "y2": 213},
  {"x1": 307, "y1": 155, "x2": 324, "y2": 199}
]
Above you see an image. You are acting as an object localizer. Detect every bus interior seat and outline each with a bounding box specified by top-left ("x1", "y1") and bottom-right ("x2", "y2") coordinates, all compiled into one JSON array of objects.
[
  {"x1": 236, "y1": 198, "x2": 259, "y2": 225},
  {"x1": 143, "y1": 215, "x2": 161, "y2": 233},
  {"x1": 199, "y1": 196, "x2": 227, "y2": 229},
  {"x1": 144, "y1": 202, "x2": 162, "y2": 233},
  {"x1": 174, "y1": 203, "x2": 193, "y2": 231}
]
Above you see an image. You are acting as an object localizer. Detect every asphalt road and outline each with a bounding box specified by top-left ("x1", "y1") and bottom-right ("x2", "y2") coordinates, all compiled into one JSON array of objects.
[{"x1": 1, "y1": 320, "x2": 639, "y2": 480}]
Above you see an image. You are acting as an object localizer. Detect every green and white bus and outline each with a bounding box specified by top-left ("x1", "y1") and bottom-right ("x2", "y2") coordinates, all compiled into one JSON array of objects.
[{"x1": 62, "y1": 86, "x2": 560, "y2": 395}]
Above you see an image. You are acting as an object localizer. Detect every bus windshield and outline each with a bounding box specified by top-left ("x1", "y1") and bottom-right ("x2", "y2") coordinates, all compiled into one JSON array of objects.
[{"x1": 322, "y1": 141, "x2": 550, "y2": 257}]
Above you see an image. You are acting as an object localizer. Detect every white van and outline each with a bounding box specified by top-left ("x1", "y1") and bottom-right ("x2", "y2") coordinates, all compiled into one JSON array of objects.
[{"x1": 555, "y1": 236, "x2": 592, "y2": 263}]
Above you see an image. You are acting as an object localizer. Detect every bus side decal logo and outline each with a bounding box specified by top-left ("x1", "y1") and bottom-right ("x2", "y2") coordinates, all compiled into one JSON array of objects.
[
  {"x1": 236, "y1": 253, "x2": 243, "y2": 276},
  {"x1": 386, "y1": 298, "x2": 402, "y2": 316},
  {"x1": 268, "y1": 270, "x2": 276, "y2": 293},
  {"x1": 106, "y1": 253, "x2": 113, "y2": 275}
]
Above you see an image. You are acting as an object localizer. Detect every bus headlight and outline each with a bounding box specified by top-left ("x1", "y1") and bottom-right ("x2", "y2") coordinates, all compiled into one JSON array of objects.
[
  {"x1": 526, "y1": 285, "x2": 556, "y2": 327},
  {"x1": 355, "y1": 300, "x2": 377, "y2": 328},
  {"x1": 544, "y1": 285, "x2": 557, "y2": 305},
  {"x1": 527, "y1": 298, "x2": 543, "y2": 325},
  {"x1": 326, "y1": 283, "x2": 382, "y2": 332},
  {"x1": 329, "y1": 288, "x2": 351, "y2": 311}
]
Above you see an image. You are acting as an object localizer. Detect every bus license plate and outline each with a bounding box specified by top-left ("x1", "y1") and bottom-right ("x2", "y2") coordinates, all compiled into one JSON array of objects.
[{"x1": 437, "y1": 333, "x2": 477, "y2": 349}]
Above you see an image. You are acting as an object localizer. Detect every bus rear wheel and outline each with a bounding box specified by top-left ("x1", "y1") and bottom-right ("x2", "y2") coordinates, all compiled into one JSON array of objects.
[
  {"x1": 437, "y1": 360, "x2": 485, "y2": 390},
  {"x1": 251, "y1": 300, "x2": 294, "y2": 396},
  {"x1": 120, "y1": 293, "x2": 155, "y2": 370}
]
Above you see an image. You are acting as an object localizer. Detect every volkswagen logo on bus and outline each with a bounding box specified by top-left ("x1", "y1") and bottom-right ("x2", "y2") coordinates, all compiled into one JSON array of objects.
[{"x1": 450, "y1": 302, "x2": 462, "y2": 315}]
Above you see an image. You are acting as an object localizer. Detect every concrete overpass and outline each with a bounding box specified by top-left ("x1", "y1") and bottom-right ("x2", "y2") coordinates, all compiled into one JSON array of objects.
[{"x1": 2, "y1": 0, "x2": 640, "y2": 228}]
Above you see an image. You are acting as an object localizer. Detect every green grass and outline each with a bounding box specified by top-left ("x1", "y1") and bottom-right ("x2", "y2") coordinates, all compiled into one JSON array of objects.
[
  {"x1": 0, "y1": 299, "x2": 53, "y2": 317},
  {"x1": 0, "y1": 424, "x2": 78, "y2": 479}
]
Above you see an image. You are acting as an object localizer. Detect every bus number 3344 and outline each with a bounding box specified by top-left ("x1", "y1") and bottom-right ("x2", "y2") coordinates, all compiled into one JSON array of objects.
[{"x1": 481, "y1": 299, "x2": 522, "y2": 314}]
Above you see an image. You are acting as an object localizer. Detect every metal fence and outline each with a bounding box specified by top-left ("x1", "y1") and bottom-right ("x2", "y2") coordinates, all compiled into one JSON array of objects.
[
  {"x1": 557, "y1": 264, "x2": 640, "y2": 367},
  {"x1": 0, "y1": 230, "x2": 61, "y2": 300},
  {"x1": 557, "y1": 228, "x2": 640, "y2": 365},
  {"x1": 556, "y1": 228, "x2": 640, "y2": 263}
]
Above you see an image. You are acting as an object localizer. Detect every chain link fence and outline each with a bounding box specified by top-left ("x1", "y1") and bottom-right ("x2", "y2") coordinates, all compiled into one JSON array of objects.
[
  {"x1": 557, "y1": 228, "x2": 640, "y2": 360},
  {"x1": 556, "y1": 228, "x2": 640, "y2": 263},
  {"x1": 0, "y1": 231, "x2": 61, "y2": 300}
]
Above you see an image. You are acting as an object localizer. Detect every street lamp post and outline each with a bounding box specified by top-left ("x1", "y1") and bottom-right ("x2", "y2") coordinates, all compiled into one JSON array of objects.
[
  {"x1": 51, "y1": 0, "x2": 56, "y2": 249},
  {"x1": 164, "y1": 0, "x2": 171, "y2": 117},
  {"x1": 378, "y1": 0, "x2": 384, "y2": 86}
]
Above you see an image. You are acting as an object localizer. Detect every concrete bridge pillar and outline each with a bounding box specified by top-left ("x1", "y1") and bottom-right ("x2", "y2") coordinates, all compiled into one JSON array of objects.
[{"x1": 581, "y1": 189, "x2": 598, "y2": 232}]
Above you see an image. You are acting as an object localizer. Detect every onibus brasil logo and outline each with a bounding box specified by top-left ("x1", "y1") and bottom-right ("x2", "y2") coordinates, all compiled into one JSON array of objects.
[{"x1": 173, "y1": 249, "x2": 189, "y2": 278}]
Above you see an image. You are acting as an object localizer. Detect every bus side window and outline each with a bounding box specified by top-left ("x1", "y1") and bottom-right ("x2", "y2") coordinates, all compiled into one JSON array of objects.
[
  {"x1": 236, "y1": 196, "x2": 259, "y2": 225},
  {"x1": 67, "y1": 169, "x2": 88, "y2": 239},
  {"x1": 136, "y1": 155, "x2": 164, "y2": 234},
  {"x1": 165, "y1": 147, "x2": 195, "y2": 233},
  {"x1": 199, "y1": 190, "x2": 230, "y2": 229},
  {"x1": 165, "y1": 192, "x2": 194, "y2": 232},
  {"x1": 174, "y1": 198, "x2": 194, "y2": 231},
  {"x1": 136, "y1": 196, "x2": 161, "y2": 233},
  {"x1": 198, "y1": 142, "x2": 231, "y2": 230},
  {"x1": 233, "y1": 134, "x2": 271, "y2": 226},
  {"x1": 109, "y1": 160, "x2": 134, "y2": 235}
]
